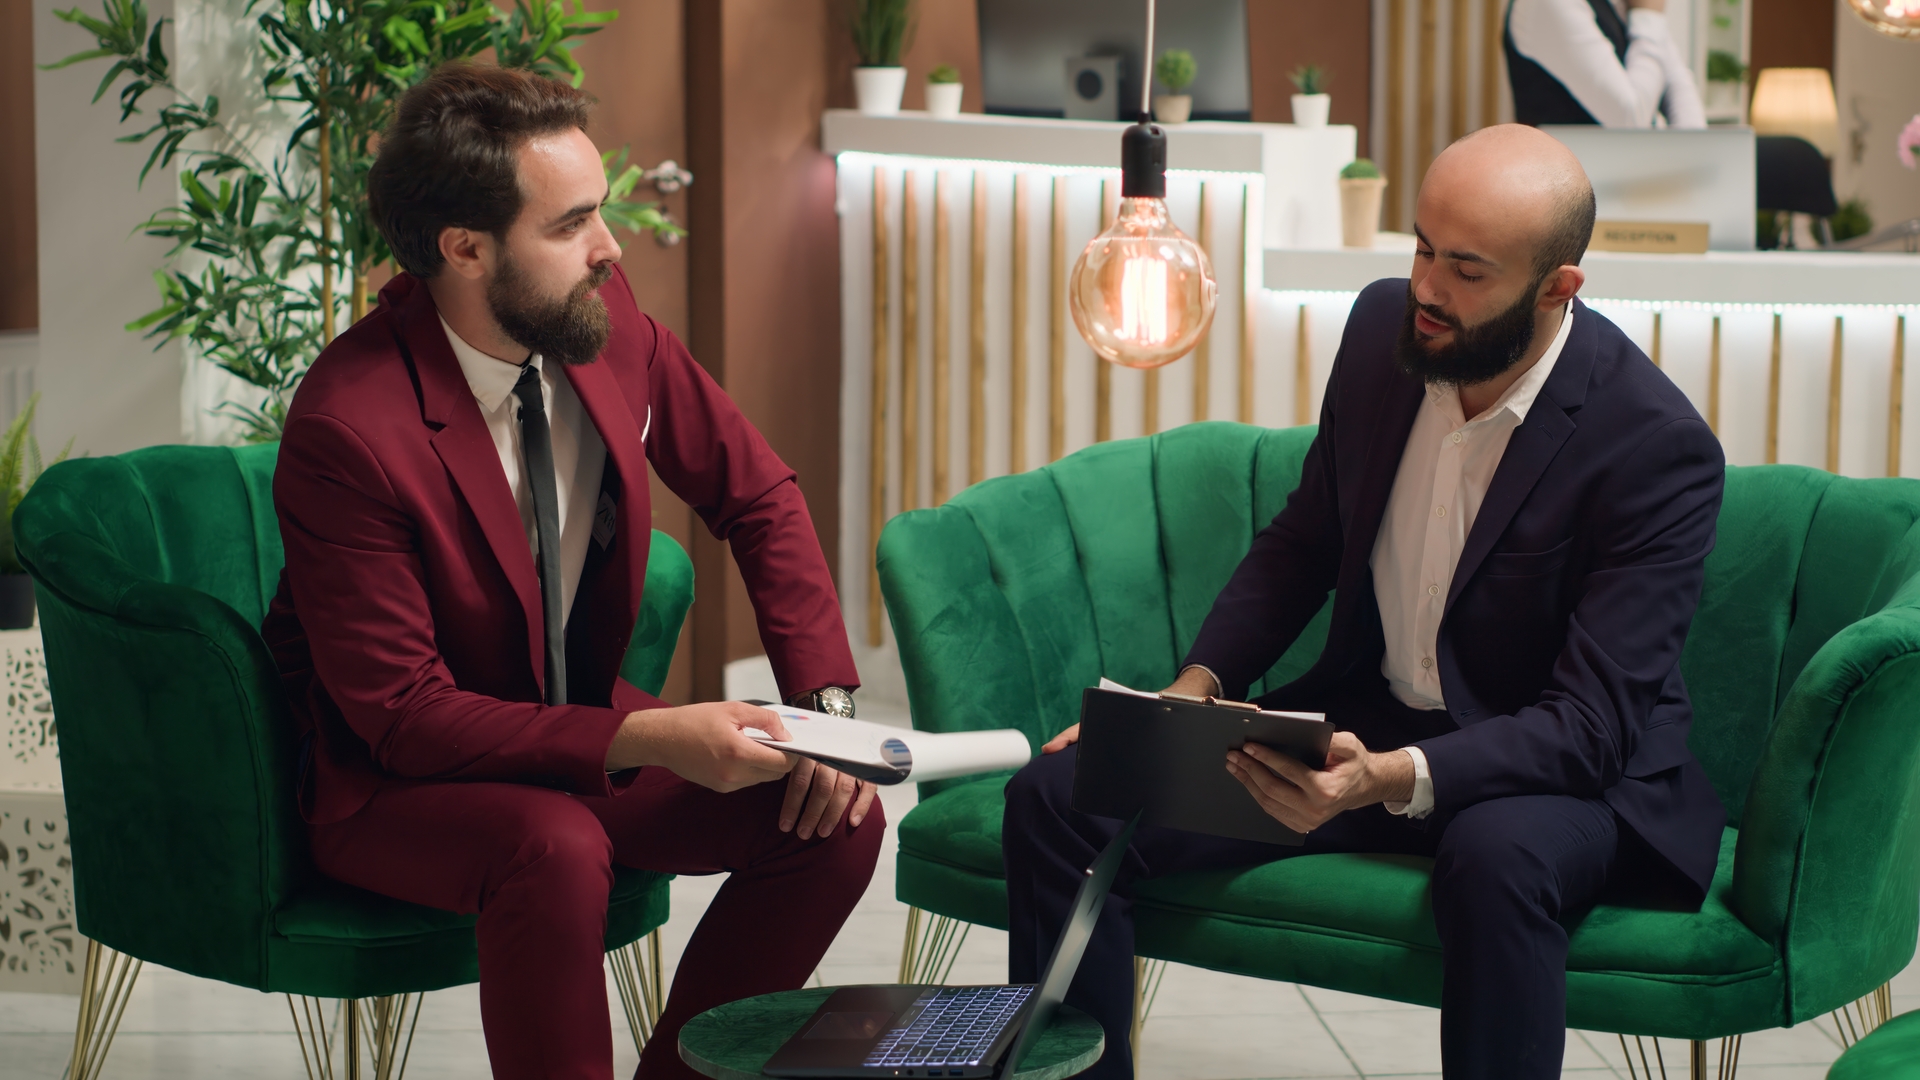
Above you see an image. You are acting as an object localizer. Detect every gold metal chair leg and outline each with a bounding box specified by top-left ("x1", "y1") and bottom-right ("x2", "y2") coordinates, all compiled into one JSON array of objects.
[
  {"x1": 65, "y1": 939, "x2": 143, "y2": 1080},
  {"x1": 1831, "y1": 981, "x2": 1895, "y2": 1048},
  {"x1": 610, "y1": 929, "x2": 668, "y2": 1057},
  {"x1": 1612, "y1": 1032, "x2": 1742, "y2": 1080},
  {"x1": 897, "y1": 906, "x2": 971, "y2": 985},
  {"x1": 288, "y1": 994, "x2": 423, "y2": 1080},
  {"x1": 1128, "y1": 956, "x2": 1169, "y2": 1077}
]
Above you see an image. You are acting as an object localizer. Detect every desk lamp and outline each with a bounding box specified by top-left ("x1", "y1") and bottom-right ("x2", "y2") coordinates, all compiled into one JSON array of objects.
[{"x1": 1067, "y1": 0, "x2": 1219, "y2": 370}]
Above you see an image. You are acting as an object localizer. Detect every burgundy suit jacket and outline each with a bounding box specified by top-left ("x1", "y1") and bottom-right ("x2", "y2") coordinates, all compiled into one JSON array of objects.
[{"x1": 261, "y1": 266, "x2": 857, "y2": 825}]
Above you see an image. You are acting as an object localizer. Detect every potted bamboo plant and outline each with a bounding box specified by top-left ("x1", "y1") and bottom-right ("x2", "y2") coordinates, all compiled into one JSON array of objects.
[
  {"x1": 1154, "y1": 49, "x2": 1196, "y2": 124},
  {"x1": 0, "y1": 395, "x2": 73, "y2": 630},
  {"x1": 926, "y1": 63, "x2": 963, "y2": 118},
  {"x1": 1291, "y1": 65, "x2": 1332, "y2": 127},
  {"x1": 851, "y1": 0, "x2": 917, "y2": 116},
  {"x1": 1338, "y1": 158, "x2": 1388, "y2": 249}
]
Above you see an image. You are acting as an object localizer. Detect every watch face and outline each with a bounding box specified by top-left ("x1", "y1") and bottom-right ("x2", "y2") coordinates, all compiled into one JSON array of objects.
[{"x1": 818, "y1": 687, "x2": 855, "y2": 717}]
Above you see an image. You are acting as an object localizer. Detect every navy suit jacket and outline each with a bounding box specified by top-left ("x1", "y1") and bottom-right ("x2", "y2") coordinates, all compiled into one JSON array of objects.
[{"x1": 1185, "y1": 278, "x2": 1728, "y2": 902}]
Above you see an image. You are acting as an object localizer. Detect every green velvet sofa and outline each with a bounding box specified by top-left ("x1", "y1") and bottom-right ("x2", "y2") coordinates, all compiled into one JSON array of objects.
[
  {"x1": 14, "y1": 443, "x2": 692, "y2": 1076},
  {"x1": 1829, "y1": 1009, "x2": 1920, "y2": 1079},
  {"x1": 878, "y1": 421, "x2": 1920, "y2": 1074}
]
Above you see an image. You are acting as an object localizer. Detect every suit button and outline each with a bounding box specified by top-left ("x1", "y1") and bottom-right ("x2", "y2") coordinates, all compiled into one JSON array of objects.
[{"x1": 1420, "y1": 657, "x2": 1434, "y2": 669}]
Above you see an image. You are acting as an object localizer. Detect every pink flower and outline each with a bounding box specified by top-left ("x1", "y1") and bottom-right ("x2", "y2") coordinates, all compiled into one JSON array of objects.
[{"x1": 1901, "y1": 114, "x2": 1920, "y2": 170}]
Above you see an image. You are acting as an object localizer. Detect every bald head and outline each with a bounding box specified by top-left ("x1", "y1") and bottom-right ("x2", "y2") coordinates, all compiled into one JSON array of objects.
[{"x1": 1421, "y1": 124, "x2": 1595, "y2": 278}]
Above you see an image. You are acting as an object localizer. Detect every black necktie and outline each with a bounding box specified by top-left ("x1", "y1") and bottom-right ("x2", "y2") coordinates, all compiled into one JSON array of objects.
[{"x1": 513, "y1": 362, "x2": 567, "y2": 706}]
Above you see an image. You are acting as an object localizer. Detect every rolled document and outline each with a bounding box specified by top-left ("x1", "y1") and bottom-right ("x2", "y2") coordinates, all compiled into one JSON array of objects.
[{"x1": 743, "y1": 704, "x2": 1032, "y2": 785}]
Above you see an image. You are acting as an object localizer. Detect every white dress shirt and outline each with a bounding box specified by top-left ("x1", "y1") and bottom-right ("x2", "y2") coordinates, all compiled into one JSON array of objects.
[
  {"x1": 1370, "y1": 304, "x2": 1576, "y2": 817},
  {"x1": 1508, "y1": 0, "x2": 1706, "y2": 129},
  {"x1": 442, "y1": 317, "x2": 608, "y2": 630}
]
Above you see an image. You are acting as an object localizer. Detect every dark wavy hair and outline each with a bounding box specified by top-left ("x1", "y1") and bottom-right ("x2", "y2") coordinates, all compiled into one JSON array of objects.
[{"x1": 368, "y1": 62, "x2": 594, "y2": 278}]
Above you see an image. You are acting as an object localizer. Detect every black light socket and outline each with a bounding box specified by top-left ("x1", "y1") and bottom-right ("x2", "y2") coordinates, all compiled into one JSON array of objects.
[{"x1": 1120, "y1": 123, "x2": 1167, "y2": 199}]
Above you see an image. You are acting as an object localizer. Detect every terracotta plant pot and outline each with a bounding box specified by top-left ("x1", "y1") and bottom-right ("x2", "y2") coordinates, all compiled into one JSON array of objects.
[
  {"x1": 1153, "y1": 94, "x2": 1193, "y2": 124},
  {"x1": 1339, "y1": 177, "x2": 1388, "y2": 249},
  {"x1": 0, "y1": 574, "x2": 35, "y2": 630},
  {"x1": 1292, "y1": 93, "x2": 1332, "y2": 127},
  {"x1": 925, "y1": 81, "x2": 963, "y2": 118},
  {"x1": 854, "y1": 67, "x2": 908, "y2": 116}
]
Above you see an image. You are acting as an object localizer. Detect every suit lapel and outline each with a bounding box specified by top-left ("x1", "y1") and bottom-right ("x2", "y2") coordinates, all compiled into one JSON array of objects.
[
  {"x1": 388, "y1": 277, "x2": 549, "y2": 688},
  {"x1": 561, "y1": 356, "x2": 652, "y2": 628},
  {"x1": 1443, "y1": 302, "x2": 1596, "y2": 613}
]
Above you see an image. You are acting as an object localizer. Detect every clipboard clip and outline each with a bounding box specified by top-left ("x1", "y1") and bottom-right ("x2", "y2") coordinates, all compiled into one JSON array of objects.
[{"x1": 1158, "y1": 691, "x2": 1260, "y2": 712}]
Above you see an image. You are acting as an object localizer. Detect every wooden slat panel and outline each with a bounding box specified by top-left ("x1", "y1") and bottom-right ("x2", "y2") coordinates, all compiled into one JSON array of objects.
[
  {"x1": 970, "y1": 172, "x2": 987, "y2": 487},
  {"x1": 1707, "y1": 315, "x2": 1721, "y2": 435},
  {"x1": 1481, "y1": 0, "x2": 1502, "y2": 128},
  {"x1": 1450, "y1": 0, "x2": 1470, "y2": 143},
  {"x1": 1418, "y1": 0, "x2": 1440, "y2": 184},
  {"x1": 1827, "y1": 316, "x2": 1844, "y2": 474},
  {"x1": 1386, "y1": 0, "x2": 1407, "y2": 231},
  {"x1": 1294, "y1": 304, "x2": 1312, "y2": 426},
  {"x1": 867, "y1": 167, "x2": 889, "y2": 647},
  {"x1": 1892, "y1": 315, "x2": 1906, "y2": 478},
  {"x1": 900, "y1": 170, "x2": 920, "y2": 511},
  {"x1": 1050, "y1": 177, "x2": 1068, "y2": 462},
  {"x1": 1096, "y1": 178, "x2": 1119, "y2": 443},
  {"x1": 1193, "y1": 182, "x2": 1213, "y2": 425},
  {"x1": 1011, "y1": 173, "x2": 1030, "y2": 474},
  {"x1": 933, "y1": 171, "x2": 952, "y2": 504},
  {"x1": 1766, "y1": 313, "x2": 1781, "y2": 465},
  {"x1": 1240, "y1": 185, "x2": 1256, "y2": 425},
  {"x1": 1650, "y1": 312, "x2": 1662, "y2": 368}
]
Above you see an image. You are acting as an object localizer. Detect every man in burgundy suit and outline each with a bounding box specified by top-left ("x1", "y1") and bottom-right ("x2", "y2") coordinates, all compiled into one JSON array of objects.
[{"x1": 260, "y1": 63, "x2": 882, "y2": 1080}]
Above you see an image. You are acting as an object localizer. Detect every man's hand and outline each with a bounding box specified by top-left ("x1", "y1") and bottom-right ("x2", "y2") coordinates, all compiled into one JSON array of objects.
[
  {"x1": 1041, "y1": 666, "x2": 1223, "y2": 754},
  {"x1": 1225, "y1": 732, "x2": 1415, "y2": 833},
  {"x1": 606, "y1": 702, "x2": 796, "y2": 790},
  {"x1": 779, "y1": 758, "x2": 879, "y2": 839}
]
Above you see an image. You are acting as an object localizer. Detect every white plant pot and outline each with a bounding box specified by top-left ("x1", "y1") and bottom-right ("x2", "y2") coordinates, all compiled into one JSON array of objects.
[
  {"x1": 1153, "y1": 94, "x2": 1193, "y2": 124},
  {"x1": 855, "y1": 67, "x2": 908, "y2": 116},
  {"x1": 1292, "y1": 93, "x2": 1332, "y2": 127},
  {"x1": 1339, "y1": 177, "x2": 1389, "y2": 249},
  {"x1": 925, "y1": 81, "x2": 964, "y2": 118}
]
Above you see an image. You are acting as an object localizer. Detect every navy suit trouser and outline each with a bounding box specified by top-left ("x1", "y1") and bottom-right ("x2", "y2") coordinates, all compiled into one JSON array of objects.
[{"x1": 1003, "y1": 684, "x2": 1627, "y2": 1080}]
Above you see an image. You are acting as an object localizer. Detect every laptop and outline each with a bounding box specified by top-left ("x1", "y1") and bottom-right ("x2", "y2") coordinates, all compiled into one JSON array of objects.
[{"x1": 762, "y1": 817, "x2": 1137, "y2": 1078}]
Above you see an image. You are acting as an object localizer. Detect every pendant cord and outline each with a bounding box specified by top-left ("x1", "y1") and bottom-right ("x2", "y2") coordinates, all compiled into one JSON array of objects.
[{"x1": 1141, "y1": 0, "x2": 1156, "y2": 118}]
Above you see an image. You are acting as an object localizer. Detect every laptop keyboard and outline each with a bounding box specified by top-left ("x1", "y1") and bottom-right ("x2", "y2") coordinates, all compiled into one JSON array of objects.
[{"x1": 862, "y1": 986, "x2": 1035, "y2": 1069}]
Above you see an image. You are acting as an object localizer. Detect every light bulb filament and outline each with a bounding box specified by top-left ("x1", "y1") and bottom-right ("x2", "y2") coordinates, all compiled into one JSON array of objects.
[{"x1": 1120, "y1": 254, "x2": 1170, "y2": 345}]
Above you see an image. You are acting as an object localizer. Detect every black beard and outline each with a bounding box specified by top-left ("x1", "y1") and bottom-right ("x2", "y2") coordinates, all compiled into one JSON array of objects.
[
  {"x1": 1393, "y1": 280, "x2": 1543, "y2": 388},
  {"x1": 487, "y1": 254, "x2": 614, "y2": 367}
]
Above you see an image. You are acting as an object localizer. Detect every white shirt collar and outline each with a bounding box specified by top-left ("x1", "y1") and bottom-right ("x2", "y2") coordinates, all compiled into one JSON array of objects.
[
  {"x1": 1426, "y1": 302, "x2": 1575, "y2": 424},
  {"x1": 440, "y1": 315, "x2": 539, "y2": 414}
]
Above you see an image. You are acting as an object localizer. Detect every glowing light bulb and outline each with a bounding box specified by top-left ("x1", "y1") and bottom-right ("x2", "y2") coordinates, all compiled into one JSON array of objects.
[
  {"x1": 1069, "y1": 124, "x2": 1218, "y2": 370},
  {"x1": 1848, "y1": 0, "x2": 1920, "y2": 38}
]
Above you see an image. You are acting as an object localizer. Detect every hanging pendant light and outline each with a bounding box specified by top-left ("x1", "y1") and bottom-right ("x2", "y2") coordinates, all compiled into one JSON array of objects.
[
  {"x1": 1067, "y1": 0, "x2": 1219, "y2": 371},
  {"x1": 1846, "y1": 0, "x2": 1920, "y2": 40}
]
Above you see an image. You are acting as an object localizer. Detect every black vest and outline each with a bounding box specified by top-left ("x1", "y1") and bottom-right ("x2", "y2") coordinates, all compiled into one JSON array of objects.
[{"x1": 1505, "y1": 0, "x2": 1630, "y2": 125}]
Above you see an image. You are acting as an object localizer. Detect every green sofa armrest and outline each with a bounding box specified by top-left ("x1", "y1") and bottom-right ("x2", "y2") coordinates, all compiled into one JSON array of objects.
[
  {"x1": 1732, "y1": 570, "x2": 1920, "y2": 1023},
  {"x1": 23, "y1": 526, "x2": 307, "y2": 989},
  {"x1": 619, "y1": 530, "x2": 695, "y2": 698}
]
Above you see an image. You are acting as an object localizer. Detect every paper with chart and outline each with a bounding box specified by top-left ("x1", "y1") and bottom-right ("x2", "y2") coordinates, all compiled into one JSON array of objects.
[{"x1": 743, "y1": 704, "x2": 1033, "y2": 785}]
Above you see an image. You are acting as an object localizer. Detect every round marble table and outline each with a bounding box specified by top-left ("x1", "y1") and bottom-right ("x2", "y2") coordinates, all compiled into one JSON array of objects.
[{"x1": 678, "y1": 987, "x2": 1105, "y2": 1080}]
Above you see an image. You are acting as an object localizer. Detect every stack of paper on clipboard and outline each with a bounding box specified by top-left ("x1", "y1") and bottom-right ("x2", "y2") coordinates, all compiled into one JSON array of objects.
[{"x1": 744, "y1": 704, "x2": 1032, "y2": 785}]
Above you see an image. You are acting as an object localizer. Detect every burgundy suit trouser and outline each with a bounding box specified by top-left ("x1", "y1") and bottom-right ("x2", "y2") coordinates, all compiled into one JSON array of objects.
[{"x1": 308, "y1": 767, "x2": 885, "y2": 1080}]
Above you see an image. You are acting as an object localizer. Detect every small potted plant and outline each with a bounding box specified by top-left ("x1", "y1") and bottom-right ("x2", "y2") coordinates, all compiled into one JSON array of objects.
[
  {"x1": 1154, "y1": 49, "x2": 1197, "y2": 124},
  {"x1": 1704, "y1": 50, "x2": 1748, "y2": 122},
  {"x1": 1291, "y1": 64, "x2": 1332, "y2": 127},
  {"x1": 0, "y1": 394, "x2": 73, "y2": 630},
  {"x1": 851, "y1": 0, "x2": 917, "y2": 116},
  {"x1": 926, "y1": 63, "x2": 963, "y2": 118},
  {"x1": 1338, "y1": 158, "x2": 1388, "y2": 249}
]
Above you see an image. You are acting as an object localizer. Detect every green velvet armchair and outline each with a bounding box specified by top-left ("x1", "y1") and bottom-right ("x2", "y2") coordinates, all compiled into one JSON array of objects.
[
  {"x1": 877, "y1": 421, "x2": 1920, "y2": 1079},
  {"x1": 14, "y1": 443, "x2": 693, "y2": 1079}
]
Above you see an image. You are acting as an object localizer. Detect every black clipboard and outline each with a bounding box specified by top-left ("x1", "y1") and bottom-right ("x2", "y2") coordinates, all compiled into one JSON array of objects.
[{"x1": 1070, "y1": 686, "x2": 1334, "y2": 846}]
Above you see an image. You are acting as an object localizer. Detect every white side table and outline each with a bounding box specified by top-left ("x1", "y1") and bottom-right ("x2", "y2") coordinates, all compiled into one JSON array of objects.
[{"x1": 0, "y1": 621, "x2": 84, "y2": 994}]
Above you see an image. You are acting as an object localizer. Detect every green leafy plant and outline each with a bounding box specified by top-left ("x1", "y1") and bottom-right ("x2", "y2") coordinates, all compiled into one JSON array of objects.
[
  {"x1": 1340, "y1": 158, "x2": 1382, "y2": 180},
  {"x1": 1829, "y1": 197, "x2": 1873, "y2": 243},
  {"x1": 849, "y1": 0, "x2": 917, "y2": 67},
  {"x1": 1290, "y1": 64, "x2": 1330, "y2": 96},
  {"x1": 46, "y1": 0, "x2": 681, "y2": 442},
  {"x1": 0, "y1": 395, "x2": 74, "y2": 575},
  {"x1": 1154, "y1": 49, "x2": 1196, "y2": 94},
  {"x1": 1706, "y1": 49, "x2": 1747, "y2": 84},
  {"x1": 927, "y1": 63, "x2": 959, "y2": 84}
]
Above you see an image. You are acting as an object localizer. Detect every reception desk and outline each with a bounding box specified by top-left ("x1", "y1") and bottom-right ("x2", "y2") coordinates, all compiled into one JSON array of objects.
[{"x1": 824, "y1": 111, "x2": 1920, "y2": 698}]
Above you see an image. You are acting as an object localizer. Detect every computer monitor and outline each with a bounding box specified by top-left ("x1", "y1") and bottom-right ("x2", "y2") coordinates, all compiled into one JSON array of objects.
[{"x1": 976, "y1": 0, "x2": 1251, "y2": 121}]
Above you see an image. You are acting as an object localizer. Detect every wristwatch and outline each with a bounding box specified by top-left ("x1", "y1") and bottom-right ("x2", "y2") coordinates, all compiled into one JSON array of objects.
[{"x1": 790, "y1": 686, "x2": 855, "y2": 717}]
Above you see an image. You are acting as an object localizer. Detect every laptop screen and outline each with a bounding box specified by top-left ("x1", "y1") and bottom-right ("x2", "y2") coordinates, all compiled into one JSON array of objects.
[{"x1": 1000, "y1": 816, "x2": 1139, "y2": 1073}]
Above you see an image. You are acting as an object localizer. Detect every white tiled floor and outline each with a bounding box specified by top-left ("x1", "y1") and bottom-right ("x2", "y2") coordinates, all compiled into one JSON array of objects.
[{"x1": 2, "y1": 673, "x2": 1912, "y2": 1078}]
